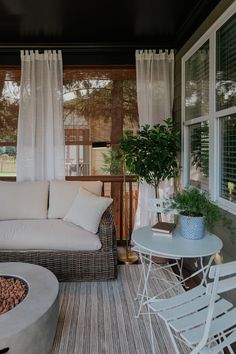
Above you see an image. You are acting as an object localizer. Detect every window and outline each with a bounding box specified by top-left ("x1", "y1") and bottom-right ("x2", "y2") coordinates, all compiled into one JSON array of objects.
[
  {"x1": 220, "y1": 114, "x2": 236, "y2": 202},
  {"x1": 63, "y1": 67, "x2": 138, "y2": 176},
  {"x1": 216, "y1": 13, "x2": 236, "y2": 111},
  {"x1": 182, "y1": 3, "x2": 236, "y2": 214},
  {"x1": 0, "y1": 66, "x2": 138, "y2": 177},
  {"x1": 0, "y1": 68, "x2": 20, "y2": 177},
  {"x1": 184, "y1": 41, "x2": 210, "y2": 192},
  {"x1": 185, "y1": 41, "x2": 209, "y2": 121},
  {"x1": 189, "y1": 122, "x2": 209, "y2": 190}
]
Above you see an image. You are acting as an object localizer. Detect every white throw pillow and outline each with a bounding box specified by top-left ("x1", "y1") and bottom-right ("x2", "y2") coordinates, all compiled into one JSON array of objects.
[
  {"x1": 48, "y1": 180, "x2": 103, "y2": 219},
  {"x1": 0, "y1": 181, "x2": 49, "y2": 220},
  {"x1": 63, "y1": 187, "x2": 113, "y2": 233}
]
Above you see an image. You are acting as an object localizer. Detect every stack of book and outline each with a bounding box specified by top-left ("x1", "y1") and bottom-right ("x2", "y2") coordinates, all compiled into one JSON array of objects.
[{"x1": 151, "y1": 221, "x2": 176, "y2": 237}]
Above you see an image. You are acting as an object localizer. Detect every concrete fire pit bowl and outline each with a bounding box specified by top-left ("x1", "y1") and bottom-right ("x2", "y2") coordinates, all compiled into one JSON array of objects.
[{"x1": 0, "y1": 262, "x2": 59, "y2": 354}]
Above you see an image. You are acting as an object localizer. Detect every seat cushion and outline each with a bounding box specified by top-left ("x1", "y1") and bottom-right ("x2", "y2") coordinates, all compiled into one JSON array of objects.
[
  {"x1": 48, "y1": 180, "x2": 103, "y2": 219},
  {"x1": 0, "y1": 181, "x2": 49, "y2": 220},
  {"x1": 0, "y1": 220, "x2": 101, "y2": 251}
]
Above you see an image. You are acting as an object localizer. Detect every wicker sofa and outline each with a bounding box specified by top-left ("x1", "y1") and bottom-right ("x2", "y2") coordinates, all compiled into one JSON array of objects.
[{"x1": 0, "y1": 180, "x2": 117, "y2": 282}]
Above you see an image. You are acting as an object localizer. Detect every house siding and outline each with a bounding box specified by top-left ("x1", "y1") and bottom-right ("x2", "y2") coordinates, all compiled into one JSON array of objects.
[{"x1": 174, "y1": 0, "x2": 236, "y2": 285}]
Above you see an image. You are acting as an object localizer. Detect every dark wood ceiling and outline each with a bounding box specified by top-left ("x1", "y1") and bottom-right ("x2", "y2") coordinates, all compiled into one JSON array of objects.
[{"x1": 0, "y1": 0, "x2": 221, "y2": 65}]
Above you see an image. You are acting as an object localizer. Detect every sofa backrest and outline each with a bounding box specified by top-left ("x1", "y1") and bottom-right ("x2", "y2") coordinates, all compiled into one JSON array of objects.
[
  {"x1": 0, "y1": 181, "x2": 49, "y2": 220},
  {"x1": 48, "y1": 180, "x2": 103, "y2": 219}
]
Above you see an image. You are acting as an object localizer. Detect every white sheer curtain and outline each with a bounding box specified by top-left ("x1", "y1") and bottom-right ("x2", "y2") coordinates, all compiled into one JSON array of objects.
[
  {"x1": 16, "y1": 50, "x2": 65, "y2": 181},
  {"x1": 135, "y1": 49, "x2": 175, "y2": 228}
]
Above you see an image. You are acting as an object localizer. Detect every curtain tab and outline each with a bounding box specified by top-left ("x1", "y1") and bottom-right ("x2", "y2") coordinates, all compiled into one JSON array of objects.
[
  {"x1": 44, "y1": 50, "x2": 48, "y2": 60},
  {"x1": 135, "y1": 48, "x2": 175, "y2": 60},
  {"x1": 169, "y1": 49, "x2": 175, "y2": 59},
  {"x1": 20, "y1": 50, "x2": 24, "y2": 60},
  {"x1": 58, "y1": 50, "x2": 62, "y2": 60},
  {"x1": 34, "y1": 50, "x2": 39, "y2": 60},
  {"x1": 52, "y1": 50, "x2": 57, "y2": 60},
  {"x1": 135, "y1": 49, "x2": 141, "y2": 59},
  {"x1": 48, "y1": 51, "x2": 53, "y2": 60}
]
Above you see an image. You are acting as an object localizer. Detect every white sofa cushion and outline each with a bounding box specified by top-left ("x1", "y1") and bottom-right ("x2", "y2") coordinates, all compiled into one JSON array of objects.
[
  {"x1": 0, "y1": 219, "x2": 101, "y2": 251},
  {"x1": 0, "y1": 181, "x2": 49, "y2": 220},
  {"x1": 48, "y1": 180, "x2": 103, "y2": 219},
  {"x1": 64, "y1": 187, "x2": 113, "y2": 234}
]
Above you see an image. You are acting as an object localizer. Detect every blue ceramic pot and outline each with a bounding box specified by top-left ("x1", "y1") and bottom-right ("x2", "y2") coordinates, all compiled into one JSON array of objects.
[{"x1": 179, "y1": 214, "x2": 205, "y2": 240}]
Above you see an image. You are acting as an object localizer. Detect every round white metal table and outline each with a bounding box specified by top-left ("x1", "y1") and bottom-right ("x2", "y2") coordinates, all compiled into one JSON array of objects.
[
  {"x1": 133, "y1": 226, "x2": 223, "y2": 259},
  {"x1": 132, "y1": 226, "x2": 223, "y2": 317}
]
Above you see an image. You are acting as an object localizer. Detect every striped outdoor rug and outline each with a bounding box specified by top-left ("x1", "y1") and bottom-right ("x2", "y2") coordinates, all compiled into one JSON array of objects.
[{"x1": 51, "y1": 265, "x2": 189, "y2": 354}]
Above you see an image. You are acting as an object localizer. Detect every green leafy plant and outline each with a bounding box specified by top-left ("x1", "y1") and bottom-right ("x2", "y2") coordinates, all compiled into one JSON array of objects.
[
  {"x1": 101, "y1": 147, "x2": 124, "y2": 175},
  {"x1": 119, "y1": 118, "x2": 181, "y2": 197},
  {"x1": 171, "y1": 187, "x2": 233, "y2": 233}
]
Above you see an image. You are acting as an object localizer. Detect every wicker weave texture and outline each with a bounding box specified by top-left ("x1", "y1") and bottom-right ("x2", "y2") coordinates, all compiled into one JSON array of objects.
[{"x1": 0, "y1": 207, "x2": 117, "y2": 282}]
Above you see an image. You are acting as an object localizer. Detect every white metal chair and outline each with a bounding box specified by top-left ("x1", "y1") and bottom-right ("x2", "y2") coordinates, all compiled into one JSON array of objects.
[
  {"x1": 146, "y1": 259, "x2": 236, "y2": 354},
  {"x1": 134, "y1": 198, "x2": 184, "y2": 317}
]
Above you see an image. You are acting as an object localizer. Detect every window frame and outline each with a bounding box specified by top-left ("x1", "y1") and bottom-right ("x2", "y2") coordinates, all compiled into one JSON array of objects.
[{"x1": 181, "y1": 1, "x2": 236, "y2": 215}]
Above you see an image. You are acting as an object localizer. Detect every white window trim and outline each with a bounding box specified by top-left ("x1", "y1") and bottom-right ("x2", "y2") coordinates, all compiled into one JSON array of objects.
[
  {"x1": 181, "y1": 1, "x2": 236, "y2": 215},
  {"x1": 184, "y1": 115, "x2": 208, "y2": 126}
]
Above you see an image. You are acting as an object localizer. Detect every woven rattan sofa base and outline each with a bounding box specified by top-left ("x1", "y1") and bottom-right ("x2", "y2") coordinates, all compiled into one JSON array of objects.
[
  {"x1": 0, "y1": 207, "x2": 117, "y2": 282},
  {"x1": 0, "y1": 249, "x2": 117, "y2": 281}
]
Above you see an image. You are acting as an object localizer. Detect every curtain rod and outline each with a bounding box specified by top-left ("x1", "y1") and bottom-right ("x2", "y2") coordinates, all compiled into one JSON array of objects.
[{"x1": 0, "y1": 43, "x2": 176, "y2": 51}]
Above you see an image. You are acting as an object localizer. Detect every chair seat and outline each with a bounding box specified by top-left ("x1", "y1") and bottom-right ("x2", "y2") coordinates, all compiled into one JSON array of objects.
[
  {"x1": 181, "y1": 307, "x2": 236, "y2": 346},
  {"x1": 151, "y1": 286, "x2": 235, "y2": 346},
  {"x1": 170, "y1": 298, "x2": 232, "y2": 331}
]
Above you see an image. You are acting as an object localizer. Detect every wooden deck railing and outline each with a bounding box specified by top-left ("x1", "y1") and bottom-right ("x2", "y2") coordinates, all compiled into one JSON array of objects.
[{"x1": 0, "y1": 175, "x2": 138, "y2": 240}]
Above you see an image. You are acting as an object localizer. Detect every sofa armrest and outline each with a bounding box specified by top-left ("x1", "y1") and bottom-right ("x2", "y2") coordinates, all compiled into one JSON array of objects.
[{"x1": 98, "y1": 205, "x2": 116, "y2": 252}]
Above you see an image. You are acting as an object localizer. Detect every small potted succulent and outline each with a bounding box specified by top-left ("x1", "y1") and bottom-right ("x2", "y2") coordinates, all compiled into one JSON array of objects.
[{"x1": 171, "y1": 187, "x2": 232, "y2": 240}]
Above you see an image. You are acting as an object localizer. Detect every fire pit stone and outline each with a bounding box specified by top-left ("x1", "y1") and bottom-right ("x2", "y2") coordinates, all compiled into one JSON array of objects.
[{"x1": 0, "y1": 262, "x2": 59, "y2": 354}]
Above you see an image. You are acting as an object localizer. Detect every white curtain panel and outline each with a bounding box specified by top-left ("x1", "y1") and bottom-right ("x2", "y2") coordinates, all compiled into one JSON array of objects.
[
  {"x1": 16, "y1": 50, "x2": 65, "y2": 181},
  {"x1": 135, "y1": 49, "x2": 174, "y2": 228}
]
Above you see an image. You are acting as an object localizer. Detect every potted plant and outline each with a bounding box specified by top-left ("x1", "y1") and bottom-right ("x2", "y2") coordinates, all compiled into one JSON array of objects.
[
  {"x1": 171, "y1": 187, "x2": 232, "y2": 240},
  {"x1": 119, "y1": 118, "x2": 181, "y2": 197}
]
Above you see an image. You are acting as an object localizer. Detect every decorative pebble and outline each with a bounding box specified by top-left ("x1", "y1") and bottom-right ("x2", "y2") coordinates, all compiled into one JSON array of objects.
[{"x1": 0, "y1": 276, "x2": 28, "y2": 315}]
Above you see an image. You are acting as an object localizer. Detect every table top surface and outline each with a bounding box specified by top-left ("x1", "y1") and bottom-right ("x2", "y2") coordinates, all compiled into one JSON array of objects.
[{"x1": 132, "y1": 226, "x2": 223, "y2": 258}]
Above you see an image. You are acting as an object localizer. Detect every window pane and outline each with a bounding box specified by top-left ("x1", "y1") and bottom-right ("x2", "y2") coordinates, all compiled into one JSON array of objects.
[
  {"x1": 0, "y1": 146, "x2": 16, "y2": 176},
  {"x1": 185, "y1": 41, "x2": 209, "y2": 120},
  {"x1": 65, "y1": 145, "x2": 90, "y2": 176},
  {"x1": 216, "y1": 13, "x2": 236, "y2": 111},
  {"x1": 63, "y1": 67, "x2": 139, "y2": 176},
  {"x1": 220, "y1": 114, "x2": 236, "y2": 202},
  {"x1": 0, "y1": 69, "x2": 20, "y2": 146},
  {"x1": 189, "y1": 122, "x2": 209, "y2": 191},
  {"x1": 0, "y1": 69, "x2": 20, "y2": 176}
]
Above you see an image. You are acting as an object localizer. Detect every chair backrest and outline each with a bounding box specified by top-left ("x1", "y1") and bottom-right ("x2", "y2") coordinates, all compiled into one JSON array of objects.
[
  {"x1": 192, "y1": 260, "x2": 236, "y2": 354},
  {"x1": 147, "y1": 198, "x2": 177, "y2": 224},
  {"x1": 208, "y1": 260, "x2": 236, "y2": 295}
]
